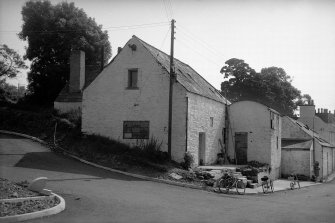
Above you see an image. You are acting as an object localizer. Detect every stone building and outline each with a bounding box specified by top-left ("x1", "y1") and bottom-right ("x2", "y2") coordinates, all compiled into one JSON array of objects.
[
  {"x1": 298, "y1": 105, "x2": 335, "y2": 146},
  {"x1": 281, "y1": 116, "x2": 335, "y2": 180},
  {"x1": 227, "y1": 101, "x2": 282, "y2": 179},
  {"x1": 82, "y1": 35, "x2": 229, "y2": 165}
]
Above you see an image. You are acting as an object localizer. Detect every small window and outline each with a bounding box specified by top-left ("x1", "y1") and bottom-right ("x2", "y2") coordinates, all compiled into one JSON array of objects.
[
  {"x1": 270, "y1": 112, "x2": 275, "y2": 129},
  {"x1": 210, "y1": 117, "x2": 214, "y2": 127},
  {"x1": 127, "y1": 69, "x2": 138, "y2": 89},
  {"x1": 277, "y1": 136, "x2": 279, "y2": 149},
  {"x1": 123, "y1": 121, "x2": 149, "y2": 139}
]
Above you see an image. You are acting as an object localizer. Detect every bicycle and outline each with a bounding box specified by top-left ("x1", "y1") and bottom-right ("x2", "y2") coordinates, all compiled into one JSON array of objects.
[
  {"x1": 288, "y1": 174, "x2": 300, "y2": 190},
  {"x1": 218, "y1": 173, "x2": 246, "y2": 195},
  {"x1": 261, "y1": 176, "x2": 274, "y2": 193}
]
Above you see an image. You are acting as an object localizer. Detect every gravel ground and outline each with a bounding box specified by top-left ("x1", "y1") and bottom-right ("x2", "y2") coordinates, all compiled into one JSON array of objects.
[
  {"x1": 0, "y1": 178, "x2": 60, "y2": 217},
  {"x1": 0, "y1": 178, "x2": 39, "y2": 199},
  {"x1": 0, "y1": 197, "x2": 60, "y2": 217}
]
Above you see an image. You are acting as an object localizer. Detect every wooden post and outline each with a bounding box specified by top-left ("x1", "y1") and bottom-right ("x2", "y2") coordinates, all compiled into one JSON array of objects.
[{"x1": 168, "y1": 19, "x2": 175, "y2": 160}]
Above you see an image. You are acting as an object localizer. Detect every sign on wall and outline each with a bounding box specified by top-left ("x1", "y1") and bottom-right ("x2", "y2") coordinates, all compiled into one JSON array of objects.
[{"x1": 123, "y1": 121, "x2": 149, "y2": 139}]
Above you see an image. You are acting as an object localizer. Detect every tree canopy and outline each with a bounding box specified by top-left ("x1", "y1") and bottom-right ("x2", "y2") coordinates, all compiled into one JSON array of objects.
[
  {"x1": 0, "y1": 44, "x2": 27, "y2": 78},
  {"x1": 220, "y1": 58, "x2": 304, "y2": 116},
  {"x1": 19, "y1": 0, "x2": 112, "y2": 105}
]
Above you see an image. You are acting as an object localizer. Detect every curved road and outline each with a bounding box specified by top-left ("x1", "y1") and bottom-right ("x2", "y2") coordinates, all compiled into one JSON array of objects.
[{"x1": 1, "y1": 133, "x2": 335, "y2": 223}]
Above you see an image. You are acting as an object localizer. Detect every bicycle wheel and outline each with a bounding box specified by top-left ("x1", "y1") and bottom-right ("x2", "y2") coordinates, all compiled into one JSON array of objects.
[
  {"x1": 218, "y1": 179, "x2": 230, "y2": 194},
  {"x1": 236, "y1": 179, "x2": 246, "y2": 195},
  {"x1": 262, "y1": 181, "x2": 269, "y2": 193},
  {"x1": 290, "y1": 182, "x2": 294, "y2": 190},
  {"x1": 270, "y1": 180, "x2": 274, "y2": 193}
]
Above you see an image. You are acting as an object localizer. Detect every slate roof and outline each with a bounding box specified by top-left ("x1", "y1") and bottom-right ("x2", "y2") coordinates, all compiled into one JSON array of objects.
[
  {"x1": 133, "y1": 36, "x2": 229, "y2": 104},
  {"x1": 284, "y1": 117, "x2": 335, "y2": 148},
  {"x1": 282, "y1": 140, "x2": 312, "y2": 150}
]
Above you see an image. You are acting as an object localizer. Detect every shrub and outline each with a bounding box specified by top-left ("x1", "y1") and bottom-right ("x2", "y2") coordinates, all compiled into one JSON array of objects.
[
  {"x1": 136, "y1": 137, "x2": 167, "y2": 162},
  {"x1": 181, "y1": 152, "x2": 194, "y2": 170}
]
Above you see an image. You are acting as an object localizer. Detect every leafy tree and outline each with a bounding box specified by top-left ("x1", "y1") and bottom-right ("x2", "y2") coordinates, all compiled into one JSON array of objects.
[
  {"x1": 19, "y1": 0, "x2": 112, "y2": 105},
  {"x1": 295, "y1": 94, "x2": 313, "y2": 106},
  {"x1": 0, "y1": 44, "x2": 27, "y2": 78},
  {"x1": 220, "y1": 59, "x2": 301, "y2": 116},
  {"x1": 0, "y1": 80, "x2": 26, "y2": 102}
]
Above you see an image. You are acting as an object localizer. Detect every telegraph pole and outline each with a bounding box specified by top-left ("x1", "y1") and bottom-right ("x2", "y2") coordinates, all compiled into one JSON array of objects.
[{"x1": 168, "y1": 19, "x2": 176, "y2": 160}]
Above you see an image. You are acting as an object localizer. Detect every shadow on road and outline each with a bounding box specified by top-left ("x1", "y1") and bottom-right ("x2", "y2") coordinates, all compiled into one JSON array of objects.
[{"x1": 15, "y1": 152, "x2": 144, "y2": 182}]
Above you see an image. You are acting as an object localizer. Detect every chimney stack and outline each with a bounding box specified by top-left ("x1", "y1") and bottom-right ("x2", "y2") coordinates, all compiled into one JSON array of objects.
[
  {"x1": 325, "y1": 109, "x2": 328, "y2": 114},
  {"x1": 69, "y1": 50, "x2": 85, "y2": 93},
  {"x1": 118, "y1": 47, "x2": 122, "y2": 54},
  {"x1": 318, "y1": 108, "x2": 320, "y2": 113},
  {"x1": 300, "y1": 105, "x2": 315, "y2": 118}
]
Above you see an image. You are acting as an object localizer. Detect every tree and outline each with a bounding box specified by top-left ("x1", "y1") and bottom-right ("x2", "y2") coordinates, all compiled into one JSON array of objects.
[
  {"x1": 19, "y1": 0, "x2": 112, "y2": 105},
  {"x1": 296, "y1": 94, "x2": 313, "y2": 106},
  {"x1": 220, "y1": 59, "x2": 301, "y2": 116},
  {"x1": 0, "y1": 44, "x2": 27, "y2": 78}
]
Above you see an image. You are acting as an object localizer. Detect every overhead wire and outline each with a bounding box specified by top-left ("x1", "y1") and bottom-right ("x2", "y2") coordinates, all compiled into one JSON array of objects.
[
  {"x1": 0, "y1": 22, "x2": 169, "y2": 33},
  {"x1": 160, "y1": 26, "x2": 171, "y2": 49},
  {"x1": 176, "y1": 36, "x2": 222, "y2": 67},
  {"x1": 178, "y1": 24, "x2": 227, "y2": 61}
]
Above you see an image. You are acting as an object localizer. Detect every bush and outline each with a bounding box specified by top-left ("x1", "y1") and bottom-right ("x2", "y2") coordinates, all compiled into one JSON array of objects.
[
  {"x1": 135, "y1": 137, "x2": 168, "y2": 162},
  {"x1": 181, "y1": 152, "x2": 194, "y2": 170}
]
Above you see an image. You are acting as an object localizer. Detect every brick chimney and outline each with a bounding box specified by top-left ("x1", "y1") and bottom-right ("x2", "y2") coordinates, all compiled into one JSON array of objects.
[
  {"x1": 69, "y1": 50, "x2": 85, "y2": 93},
  {"x1": 300, "y1": 105, "x2": 315, "y2": 118}
]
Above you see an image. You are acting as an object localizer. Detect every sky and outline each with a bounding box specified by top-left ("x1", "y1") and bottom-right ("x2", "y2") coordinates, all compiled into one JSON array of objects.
[{"x1": 1, "y1": 0, "x2": 335, "y2": 111}]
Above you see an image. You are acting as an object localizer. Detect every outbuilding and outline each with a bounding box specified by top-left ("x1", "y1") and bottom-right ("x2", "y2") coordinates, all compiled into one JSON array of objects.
[{"x1": 227, "y1": 101, "x2": 282, "y2": 179}]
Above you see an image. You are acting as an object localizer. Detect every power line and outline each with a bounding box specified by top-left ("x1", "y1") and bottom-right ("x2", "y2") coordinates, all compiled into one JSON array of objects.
[
  {"x1": 161, "y1": 0, "x2": 171, "y2": 21},
  {"x1": 160, "y1": 26, "x2": 171, "y2": 49},
  {"x1": 178, "y1": 24, "x2": 227, "y2": 61},
  {"x1": 0, "y1": 22, "x2": 169, "y2": 33},
  {"x1": 176, "y1": 36, "x2": 222, "y2": 67}
]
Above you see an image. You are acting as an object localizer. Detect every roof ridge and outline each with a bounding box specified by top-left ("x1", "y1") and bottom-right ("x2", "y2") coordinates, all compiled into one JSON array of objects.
[{"x1": 132, "y1": 35, "x2": 228, "y2": 104}]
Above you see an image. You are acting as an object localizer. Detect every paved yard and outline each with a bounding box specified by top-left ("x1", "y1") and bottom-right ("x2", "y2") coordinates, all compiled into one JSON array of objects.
[{"x1": 1, "y1": 133, "x2": 335, "y2": 223}]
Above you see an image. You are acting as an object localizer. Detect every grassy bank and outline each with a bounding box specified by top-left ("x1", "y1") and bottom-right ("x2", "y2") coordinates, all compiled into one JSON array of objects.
[{"x1": 0, "y1": 106, "x2": 178, "y2": 176}]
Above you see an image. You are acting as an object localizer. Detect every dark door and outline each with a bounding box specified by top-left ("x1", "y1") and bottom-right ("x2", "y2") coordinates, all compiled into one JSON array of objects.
[{"x1": 235, "y1": 132, "x2": 248, "y2": 165}]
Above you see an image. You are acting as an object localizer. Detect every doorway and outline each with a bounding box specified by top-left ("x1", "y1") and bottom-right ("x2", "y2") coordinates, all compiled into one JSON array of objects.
[
  {"x1": 198, "y1": 132, "x2": 206, "y2": 165},
  {"x1": 235, "y1": 132, "x2": 248, "y2": 165}
]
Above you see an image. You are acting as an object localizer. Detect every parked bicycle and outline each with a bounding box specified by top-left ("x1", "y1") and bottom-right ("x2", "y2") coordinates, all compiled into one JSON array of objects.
[
  {"x1": 288, "y1": 174, "x2": 300, "y2": 190},
  {"x1": 218, "y1": 172, "x2": 246, "y2": 195},
  {"x1": 261, "y1": 176, "x2": 274, "y2": 193}
]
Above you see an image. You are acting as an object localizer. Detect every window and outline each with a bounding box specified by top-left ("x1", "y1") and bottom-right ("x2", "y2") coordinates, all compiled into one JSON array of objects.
[
  {"x1": 123, "y1": 121, "x2": 149, "y2": 139},
  {"x1": 210, "y1": 117, "x2": 214, "y2": 127},
  {"x1": 270, "y1": 112, "x2": 275, "y2": 129},
  {"x1": 127, "y1": 69, "x2": 138, "y2": 89}
]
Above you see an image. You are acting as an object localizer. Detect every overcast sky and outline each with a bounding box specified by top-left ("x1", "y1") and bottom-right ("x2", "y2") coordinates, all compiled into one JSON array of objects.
[{"x1": 1, "y1": 0, "x2": 335, "y2": 111}]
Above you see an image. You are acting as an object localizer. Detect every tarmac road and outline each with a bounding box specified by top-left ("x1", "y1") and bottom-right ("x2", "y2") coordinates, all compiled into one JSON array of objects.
[{"x1": 1, "y1": 133, "x2": 335, "y2": 223}]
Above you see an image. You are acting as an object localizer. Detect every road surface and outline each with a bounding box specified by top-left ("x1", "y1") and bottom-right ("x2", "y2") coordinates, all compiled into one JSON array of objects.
[{"x1": 1, "y1": 133, "x2": 335, "y2": 223}]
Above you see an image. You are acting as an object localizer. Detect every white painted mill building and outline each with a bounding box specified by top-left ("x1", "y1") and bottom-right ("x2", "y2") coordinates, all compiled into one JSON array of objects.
[{"x1": 82, "y1": 36, "x2": 229, "y2": 165}]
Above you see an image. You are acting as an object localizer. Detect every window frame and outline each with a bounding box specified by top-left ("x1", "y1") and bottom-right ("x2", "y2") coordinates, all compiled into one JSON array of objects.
[{"x1": 127, "y1": 68, "x2": 139, "y2": 89}]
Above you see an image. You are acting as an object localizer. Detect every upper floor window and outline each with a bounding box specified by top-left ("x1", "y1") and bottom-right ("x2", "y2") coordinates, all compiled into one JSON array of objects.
[
  {"x1": 270, "y1": 112, "x2": 275, "y2": 129},
  {"x1": 127, "y1": 69, "x2": 138, "y2": 89}
]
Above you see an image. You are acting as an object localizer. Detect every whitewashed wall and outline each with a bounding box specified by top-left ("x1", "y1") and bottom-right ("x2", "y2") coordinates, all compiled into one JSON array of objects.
[
  {"x1": 228, "y1": 101, "x2": 281, "y2": 179},
  {"x1": 82, "y1": 37, "x2": 187, "y2": 162}
]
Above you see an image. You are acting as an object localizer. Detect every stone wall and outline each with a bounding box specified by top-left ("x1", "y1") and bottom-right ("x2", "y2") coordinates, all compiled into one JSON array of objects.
[
  {"x1": 54, "y1": 102, "x2": 81, "y2": 114},
  {"x1": 186, "y1": 93, "x2": 226, "y2": 166}
]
